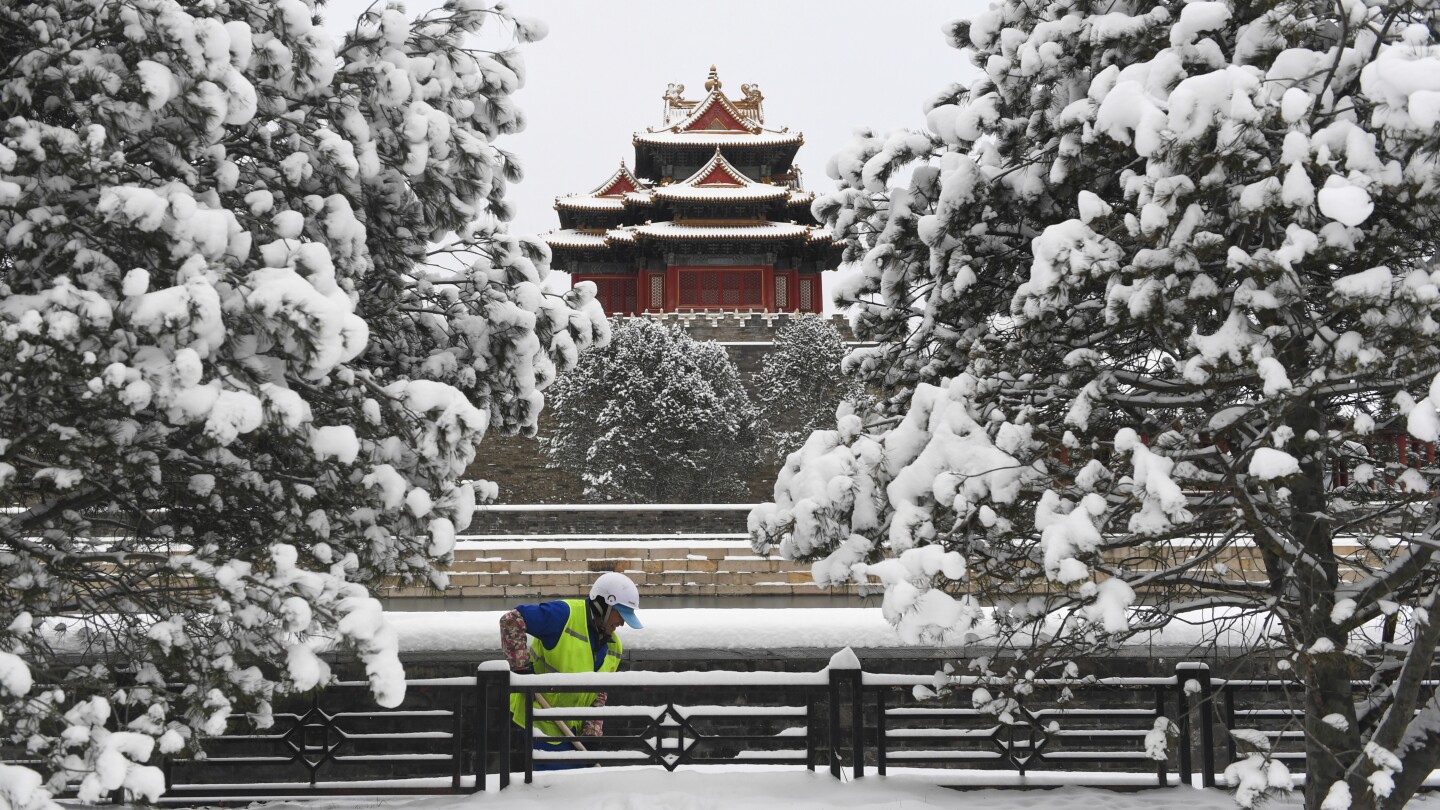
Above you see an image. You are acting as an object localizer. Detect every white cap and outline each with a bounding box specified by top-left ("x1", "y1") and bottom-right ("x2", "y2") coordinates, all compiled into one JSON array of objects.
[{"x1": 590, "y1": 571, "x2": 642, "y2": 629}]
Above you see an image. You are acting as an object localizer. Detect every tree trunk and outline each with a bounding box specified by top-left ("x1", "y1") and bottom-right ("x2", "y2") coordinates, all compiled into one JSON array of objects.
[{"x1": 1288, "y1": 399, "x2": 1371, "y2": 809}]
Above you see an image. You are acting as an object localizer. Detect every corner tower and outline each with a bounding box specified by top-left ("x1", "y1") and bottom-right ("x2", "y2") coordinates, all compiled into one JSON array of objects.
[{"x1": 544, "y1": 67, "x2": 839, "y2": 315}]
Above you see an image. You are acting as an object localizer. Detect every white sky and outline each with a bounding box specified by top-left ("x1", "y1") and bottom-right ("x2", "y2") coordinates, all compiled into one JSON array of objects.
[{"x1": 320, "y1": 0, "x2": 990, "y2": 241}]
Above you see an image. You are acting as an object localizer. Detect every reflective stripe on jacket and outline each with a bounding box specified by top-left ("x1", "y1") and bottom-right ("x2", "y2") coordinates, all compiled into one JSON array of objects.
[{"x1": 509, "y1": 599, "x2": 622, "y2": 737}]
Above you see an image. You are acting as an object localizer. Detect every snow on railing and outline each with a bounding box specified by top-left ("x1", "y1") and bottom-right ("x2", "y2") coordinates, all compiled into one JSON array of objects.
[{"x1": 147, "y1": 657, "x2": 1383, "y2": 800}]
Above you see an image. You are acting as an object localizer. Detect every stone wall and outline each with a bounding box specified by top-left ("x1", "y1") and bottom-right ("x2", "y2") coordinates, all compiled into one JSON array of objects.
[
  {"x1": 378, "y1": 538, "x2": 852, "y2": 605},
  {"x1": 464, "y1": 504, "x2": 753, "y2": 535},
  {"x1": 467, "y1": 432, "x2": 586, "y2": 504}
]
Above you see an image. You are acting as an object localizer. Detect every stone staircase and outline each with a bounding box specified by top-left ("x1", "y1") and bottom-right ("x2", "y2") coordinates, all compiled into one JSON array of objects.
[{"x1": 375, "y1": 503, "x2": 1388, "y2": 610}]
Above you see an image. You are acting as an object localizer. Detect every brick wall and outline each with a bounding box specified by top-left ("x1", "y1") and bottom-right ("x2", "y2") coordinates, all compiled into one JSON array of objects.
[
  {"x1": 466, "y1": 432, "x2": 587, "y2": 505},
  {"x1": 378, "y1": 539, "x2": 850, "y2": 604},
  {"x1": 464, "y1": 505, "x2": 754, "y2": 535}
]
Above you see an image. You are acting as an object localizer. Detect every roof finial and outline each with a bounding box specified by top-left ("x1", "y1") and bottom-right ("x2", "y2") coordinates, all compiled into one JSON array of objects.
[{"x1": 704, "y1": 65, "x2": 721, "y2": 92}]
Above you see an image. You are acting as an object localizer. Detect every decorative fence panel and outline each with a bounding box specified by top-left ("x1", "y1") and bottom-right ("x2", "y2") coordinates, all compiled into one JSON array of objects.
[
  {"x1": 487, "y1": 667, "x2": 831, "y2": 784},
  {"x1": 34, "y1": 657, "x2": 1432, "y2": 801},
  {"x1": 159, "y1": 677, "x2": 483, "y2": 801},
  {"x1": 858, "y1": 671, "x2": 1180, "y2": 783}
]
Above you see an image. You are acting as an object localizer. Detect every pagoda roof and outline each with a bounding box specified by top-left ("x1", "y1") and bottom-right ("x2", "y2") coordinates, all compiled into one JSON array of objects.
[
  {"x1": 543, "y1": 229, "x2": 611, "y2": 249},
  {"x1": 670, "y1": 89, "x2": 763, "y2": 135},
  {"x1": 638, "y1": 68, "x2": 801, "y2": 149},
  {"x1": 554, "y1": 196, "x2": 626, "y2": 212},
  {"x1": 554, "y1": 162, "x2": 652, "y2": 212},
  {"x1": 589, "y1": 162, "x2": 647, "y2": 196},
  {"x1": 543, "y1": 226, "x2": 645, "y2": 250},
  {"x1": 654, "y1": 149, "x2": 788, "y2": 203},
  {"x1": 634, "y1": 129, "x2": 802, "y2": 149},
  {"x1": 632, "y1": 221, "x2": 815, "y2": 241},
  {"x1": 547, "y1": 220, "x2": 834, "y2": 249}
]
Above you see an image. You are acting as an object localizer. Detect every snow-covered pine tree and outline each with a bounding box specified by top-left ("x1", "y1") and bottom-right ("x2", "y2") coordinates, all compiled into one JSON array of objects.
[
  {"x1": 0, "y1": 0, "x2": 600, "y2": 803},
  {"x1": 752, "y1": 314, "x2": 867, "y2": 461},
  {"x1": 544, "y1": 318, "x2": 759, "y2": 503},
  {"x1": 751, "y1": 3, "x2": 1440, "y2": 808}
]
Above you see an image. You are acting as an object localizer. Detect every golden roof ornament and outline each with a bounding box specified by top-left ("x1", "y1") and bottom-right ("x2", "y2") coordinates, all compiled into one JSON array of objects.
[{"x1": 704, "y1": 65, "x2": 721, "y2": 92}]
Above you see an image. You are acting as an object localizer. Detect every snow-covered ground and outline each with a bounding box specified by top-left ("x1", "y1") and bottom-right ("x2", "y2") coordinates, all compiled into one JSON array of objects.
[
  {"x1": 387, "y1": 606, "x2": 1293, "y2": 657},
  {"x1": 240, "y1": 768, "x2": 1440, "y2": 810}
]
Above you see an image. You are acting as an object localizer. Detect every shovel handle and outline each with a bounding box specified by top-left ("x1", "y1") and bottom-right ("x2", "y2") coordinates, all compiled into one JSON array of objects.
[{"x1": 533, "y1": 692, "x2": 589, "y2": 753}]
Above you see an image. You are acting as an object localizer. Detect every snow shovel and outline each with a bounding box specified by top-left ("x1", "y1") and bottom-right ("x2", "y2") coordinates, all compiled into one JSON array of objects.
[{"x1": 534, "y1": 692, "x2": 589, "y2": 753}]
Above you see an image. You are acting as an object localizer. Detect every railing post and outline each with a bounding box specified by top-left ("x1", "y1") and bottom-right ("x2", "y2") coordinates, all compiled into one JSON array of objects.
[
  {"x1": 850, "y1": 668, "x2": 865, "y2": 779},
  {"x1": 876, "y1": 689, "x2": 887, "y2": 776},
  {"x1": 1175, "y1": 663, "x2": 1193, "y2": 786},
  {"x1": 477, "y1": 662, "x2": 511, "y2": 791},
  {"x1": 523, "y1": 684, "x2": 534, "y2": 784},
  {"x1": 500, "y1": 685, "x2": 512, "y2": 790},
  {"x1": 474, "y1": 669, "x2": 486, "y2": 792},
  {"x1": 1154, "y1": 686, "x2": 1169, "y2": 787},
  {"x1": 805, "y1": 693, "x2": 817, "y2": 771},
  {"x1": 450, "y1": 684, "x2": 465, "y2": 792},
  {"x1": 827, "y1": 668, "x2": 843, "y2": 779},
  {"x1": 826, "y1": 649, "x2": 863, "y2": 780},
  {"x1": 1177, "y1": 662, "x2": 1215, "y2": 787}
]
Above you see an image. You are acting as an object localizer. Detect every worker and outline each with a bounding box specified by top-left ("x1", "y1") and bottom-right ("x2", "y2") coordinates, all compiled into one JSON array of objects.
[{"x1": 500, "y1": 571, "x2": 642, "y2": 765}]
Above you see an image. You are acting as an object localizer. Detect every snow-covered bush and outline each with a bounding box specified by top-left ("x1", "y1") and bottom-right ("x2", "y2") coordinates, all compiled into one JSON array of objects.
[
  {"x1": 752, "y1": 2, "x2": 1440, "y2": 808},
  {"x1": 0, "y1": 0, "x2": 597, "y2": 800},
  {"x1": 544, "y1": 318, "x2": 760, "y2": 502},
  {"x1": 753, "y1": 315, "x2": 868, "y2": 461}
]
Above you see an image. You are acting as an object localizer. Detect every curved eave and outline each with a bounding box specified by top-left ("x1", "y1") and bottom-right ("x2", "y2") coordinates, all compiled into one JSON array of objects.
[
  {"x1": 632, "y1": 131, "x2": 803, "y2": 148},
  {"x1": 555, "y1": 196, "x2": 626, "y2": 212},
  {"x1": 546, "y1": 240, "x2": 613, "y2": 251},
  {"x1": 654, "y1": 187, "x2": 787, "y2": 203},
  {"x1": 543, "y1": 229, "x2": 611, "y2": 249},
  {"x1": 632, "y1": 222, "x2": 811, "y2": 241}
]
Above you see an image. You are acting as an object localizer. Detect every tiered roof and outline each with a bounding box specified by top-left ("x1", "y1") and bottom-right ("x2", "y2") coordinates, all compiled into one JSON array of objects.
[
  {"x1": 554, "y1": 161, "x2": 649, "y2": 212},
  {"x1": 635, "y1": 66, "x2": 801, "y2": 149},
  {"x1": 633, "y1": 221, "x2": 815, "y2": 242},
  {"x1": 654, "y1": 150, "x2": 787, "y2": 204},
  {"x1": 545, "y1": 67, "x2": 835, "y2": 254}
]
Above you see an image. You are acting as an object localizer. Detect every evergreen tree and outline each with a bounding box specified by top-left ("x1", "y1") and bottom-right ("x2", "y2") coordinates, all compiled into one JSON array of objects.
[
  {"x1": 753, "y1": 314, "x2": 866, "y2": 461},
  {"x1": 0, "y1": 0, "x2": 599, "y2": 802},
  {"x1": 752, "y1": 3, "x2": 1440, "y2": 807},
  {"x1": 544, "y1": 318, "x2": 759, "y2": 503}
]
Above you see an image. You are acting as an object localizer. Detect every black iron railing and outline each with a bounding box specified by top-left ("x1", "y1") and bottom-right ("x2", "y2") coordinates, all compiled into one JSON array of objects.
[
  {"x1": 159, "y1": 676, "x2": 484, "y2": 800},
  {"x1": 478, "y1": 663, "x2": 843, "y2": 786},
  {"x1": 61, "y1": 656, "x2": 1440, "y2": 800},
  {"x1": 857, "y1": 668, "x2": 1184, "y2": 785}
]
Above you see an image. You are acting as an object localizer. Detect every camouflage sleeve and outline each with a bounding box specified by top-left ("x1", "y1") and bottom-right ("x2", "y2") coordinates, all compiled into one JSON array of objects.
[
  {"x1": 499, "y1": 610, "x2": 531, "y2": 671},
  {"x1": 581, "y1": 691, "x2": 606, "y2": 737}
]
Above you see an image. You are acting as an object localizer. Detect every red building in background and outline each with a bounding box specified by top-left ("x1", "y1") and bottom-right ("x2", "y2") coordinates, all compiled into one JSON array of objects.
[{"x1": 544, "y1": 68, "x2": 840, "y2": 315}]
